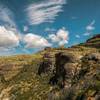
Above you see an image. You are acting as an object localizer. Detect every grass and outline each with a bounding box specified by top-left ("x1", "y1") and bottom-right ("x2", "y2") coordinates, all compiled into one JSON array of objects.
[
  {"x1": 0, "y1": 35, "x2": 100, "y2": 100},
  {"x1": 0, "y1": 53, "x2": 52, "y2": 100}
]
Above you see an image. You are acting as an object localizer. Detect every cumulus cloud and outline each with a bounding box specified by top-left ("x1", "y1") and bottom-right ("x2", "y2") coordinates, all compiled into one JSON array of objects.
[
  {"x1": 23, "y1": 33, "x2": 51, "y2": 48},
  {"x1": 0, "y1": 26, "x2": 19, "y2": 50},
  {"x1": 0, "y1": 4, "x2": 20, "y2": 40},
  {"x1": 48, "y1": 28, "x2": 69, "y2": 46},
  {"x1": 0, "y1": 5, "x2": 21, "y2": 55},
  {"x1": 26, "y1": 0, "x2": 66, "y2": 25}
]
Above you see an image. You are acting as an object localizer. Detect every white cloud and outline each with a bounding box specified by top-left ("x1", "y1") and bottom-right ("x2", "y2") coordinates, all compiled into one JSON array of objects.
[
  {"x1": 0, "y1": 5, "x2": 16, "y2": 27},
  {"x1": 75, "y1": 34, "x2": 80, "y2": 38},
  {"x1": 0, "y1": 5, "x2": 21, "y2": 55},
  {"x1": 83, "y1": 32, "x2": 91, "y2": 36},
  {"x1": 84, "y1": 20, "x2": 95, "y2": 36},
  {"x1": 0, "y1": 26, "x2": 19, "y2": 50},
  {"x1": 26, "y1": 0, "x2": 66, "y2": 25},
  {"x1": 23, "y1": 26, "x2": 28, "y2": 32},
  {"x1": 0, "y1": 4, "x2": 20, "y2": 40},
  {"x1": 49, "y1": 34, "x2": 60, "y2": 42},
  {"x1": 48, "y1": 28, "x2": 69, "y2": 46},
  {"x1": 45, "y1": 27, "x2": 56, "y2": 32},
  {"x1": 23, "y1": 33, "x2": 51, "y2": 48},
  {"x1": 86, "y1": 20, "x2": 95, "y2": 31},
  {"x1": 58, "y1": 40, "x2": 68, "y2": 46},
  {"x1": 86, "y1": 25, "x2": 95, "y2": 31}
]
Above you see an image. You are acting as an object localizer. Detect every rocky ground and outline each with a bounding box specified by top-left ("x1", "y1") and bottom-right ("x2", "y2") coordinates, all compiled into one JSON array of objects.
[{"x1": 0, "y1": 34, "x2": 100, "y2": 100}]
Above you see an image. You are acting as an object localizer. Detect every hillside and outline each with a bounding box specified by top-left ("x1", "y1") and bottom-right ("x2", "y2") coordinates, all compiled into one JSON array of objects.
[
  {"x1": 78, "y1": 34, "x2": 100, "y2": 48},
  {"x1": 0, "y1": 34, "x2": 100, "y2": 100}
]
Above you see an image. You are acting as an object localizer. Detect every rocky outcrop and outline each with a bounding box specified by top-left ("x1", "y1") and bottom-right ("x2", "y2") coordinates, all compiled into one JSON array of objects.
[
  {"x1": 38, "y1": 52, "x2": 54, "y2": 75},
  {"x1": 82, "y1": 53, "x2": 100, "y2": 62},
  {"x1": 38, "y1": 60, "x2": 52, "y2": 75},
  {"x1": 49, "y1": 52, "x2": 80, "y2": 88},
  {"x1": 47, "y1": 51, "x2": 100, "y2": 100}
]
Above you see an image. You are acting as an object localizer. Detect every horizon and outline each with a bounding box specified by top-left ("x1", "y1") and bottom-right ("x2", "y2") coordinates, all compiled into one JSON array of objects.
[{"x1": 0, "y1": 0, "x2": 100, "y2": 56}]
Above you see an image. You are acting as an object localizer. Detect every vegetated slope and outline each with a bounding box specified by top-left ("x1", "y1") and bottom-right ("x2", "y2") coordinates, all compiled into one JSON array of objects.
[
  {"x1": 0, "y1": 34, "x2": 100, "y2": 100},
  {"x1": 0, "y1": 54, "x2": 52, "y2": 100}
]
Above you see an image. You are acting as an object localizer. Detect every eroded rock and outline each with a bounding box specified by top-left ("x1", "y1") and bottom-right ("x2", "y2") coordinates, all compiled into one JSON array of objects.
[
  {"x1": 38, "y1": 52, "x2": 54, "y2": 75},
  {"x1": 82, "y1": 53, "x2": 100, "y2": 62},
  {"x1": 50, "y1": 52, "x2": 79, "y2": 88}
]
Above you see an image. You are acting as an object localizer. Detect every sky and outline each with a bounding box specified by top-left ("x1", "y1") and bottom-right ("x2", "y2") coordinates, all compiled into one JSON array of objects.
[{"x1": 0, "y1": 0, "x2": 100, "y2": 55}]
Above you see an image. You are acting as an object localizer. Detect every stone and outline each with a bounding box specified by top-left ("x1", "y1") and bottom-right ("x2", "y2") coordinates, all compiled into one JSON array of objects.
[
  {"x1": 50, "y1": 52, "x2": 79, "y2": 88},
  {"x1": 82, "y1": 53, "x2": 100, "y2": 62},
  {"x1": 95, "y1": 94, "x2": 100, "y2": 100},
  {"x1": 38, "y1": 60, "x2": 52, "y2": 75}
]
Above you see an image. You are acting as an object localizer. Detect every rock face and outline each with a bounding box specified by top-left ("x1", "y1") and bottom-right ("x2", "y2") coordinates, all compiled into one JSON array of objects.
[
  {"x1": 74, "y1": 53, "x2": 100, "y2": 100},
  {"x1": 48, "y1": 51, "x2": 100, "y2": 100},
  {"x1": 49, "y1": 52, "x2": 79, "y2": 88},
  {"x1": 82, "y1": 53, "x2": 100, "y2": 62},
  {"x1": 38, "y1": 52, "x2": 54, "y2": 75},
  {"x1": 38, "y1": 60, "x2": 52, "y2": 75}
]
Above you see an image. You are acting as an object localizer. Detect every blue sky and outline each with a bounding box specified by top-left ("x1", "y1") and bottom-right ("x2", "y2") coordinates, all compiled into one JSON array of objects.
[{"x1": 0, "y1": 0, "x2": 100, "y2": 55}]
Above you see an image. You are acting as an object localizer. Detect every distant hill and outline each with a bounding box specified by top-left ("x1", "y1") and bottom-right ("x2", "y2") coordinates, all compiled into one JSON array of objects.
[
  {"x1": 87, "y1": 34, "x2": 100, "y2": 42},
  {"x1": 0, "y1": 34, "x2": 100, "y2": 100},
  {"x1": 80, "y1": 34, "x2": 100, "y2": 48}
]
